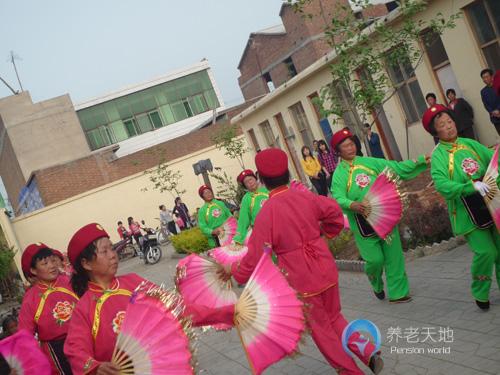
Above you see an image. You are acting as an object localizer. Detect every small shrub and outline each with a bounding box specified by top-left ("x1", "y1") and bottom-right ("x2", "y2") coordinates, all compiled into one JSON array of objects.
[
  {"x1": 399, "y1": 192, "x2": 453, "y2": 250},
  {"x1": 171, "y1": 227, "x2": 210, "y2": 254},
  {"x1": 326, "y1": 229, "x2": 361, "y2": 260}
]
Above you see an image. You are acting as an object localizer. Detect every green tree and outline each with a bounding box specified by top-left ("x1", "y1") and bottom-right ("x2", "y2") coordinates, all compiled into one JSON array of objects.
[
  {"x1": 211, "y1": 124, "x2": 249, "y2": 169},
  {"x1": 142, "y1": 152, "x2": 186, "y2": 198},
  {"x1": 290, "y1": 0, "x2": 459, "y2": 144},
  {"x1": 209, "y1": 167, "x2": 246, "y2": 206}
]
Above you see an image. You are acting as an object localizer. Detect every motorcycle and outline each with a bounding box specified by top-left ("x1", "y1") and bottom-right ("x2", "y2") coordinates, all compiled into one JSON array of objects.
[
  {"x1": 113, "y1": 235, "x2": 136, "y2": 260},
  {"x1": 139, "y1": 220, "x2": 162, "y2": 265}
]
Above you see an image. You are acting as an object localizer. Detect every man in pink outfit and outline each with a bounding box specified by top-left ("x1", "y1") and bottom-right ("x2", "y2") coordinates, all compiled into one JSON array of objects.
[{"x1": 229, "y1": 148, "x2": 383, "y2": 374}]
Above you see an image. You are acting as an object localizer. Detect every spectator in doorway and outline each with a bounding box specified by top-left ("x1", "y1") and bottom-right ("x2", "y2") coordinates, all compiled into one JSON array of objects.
[
  {"x1": 425, "y1": 94, "x2": 440, "y2": 144},
  {"x1": 173, "y1": 197, "x2": 191, "y2": 229},
  {"x1": 480, "y1": 68, "x2": 500, "y2": 133},
  {"x1": 159, "y1": 204, "x2": 177, "y2": 235},
  {"x1": 425, "y1": 92, "x2": 438, "y2": 107},
  {"x1": 343, "y1": 127, "x2": 363, "y2": 156},
  {"x1": 363, "y1": 123, "x2": 385, "y2": 159},
  {"x1": 316, "y1": 139, "x2": 338, "y2": 193},
  {"x1": 300, "y1": 145, "x2": 328, "y2": 196},
  {"x1": 446, "y1": 88, "x2": 476, "y2": 139}
]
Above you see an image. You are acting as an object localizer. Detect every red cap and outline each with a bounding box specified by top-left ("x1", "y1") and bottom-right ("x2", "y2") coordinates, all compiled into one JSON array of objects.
[
  {"x1": 198, "y1": 185, "x2": 212, "y2": 198},
  {"x1": 493, "y1": 70, "x2": 500, "y2": 96},
  {"x1": 255, "y1": 148, "x2": 288, "y2": 178},
  {"x1": 52, "y1": 249, "x2": 65, "y2": 261},
  {"x1": 330, "y1": 129, "x2": 353, "y2": 150},
  {"x1": 237, "y1": 169, "x2": 257, "y2": 185},
  {"x1": 422, "y1": 104, "x2": 449, "y2": 133},
  {"x1": 67, "y1": 223, "x2": 109, "y2": 266},
  {"x1": 22, "y1": 243, "x2": 51, "y2": 276}
]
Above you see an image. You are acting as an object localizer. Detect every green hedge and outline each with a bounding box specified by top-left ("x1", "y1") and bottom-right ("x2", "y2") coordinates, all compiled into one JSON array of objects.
[{"x1": 171, "y1": 227, "x2": 210, "y2": 254}]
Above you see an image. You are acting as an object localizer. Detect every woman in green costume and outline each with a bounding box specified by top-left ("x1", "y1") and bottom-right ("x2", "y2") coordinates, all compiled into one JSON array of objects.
[
  {"x1": 197, "y1": 185, "x2": 233, "y2": 248},
  {"x1": 232, "y1": 169, "x2": 269, "y2": 245},
  {"x1": 423, "y1": 104, "x2": 500, "y2": 310},
  {"x1": 331, "y1": 129, "x2": 429, "y2": 303}
]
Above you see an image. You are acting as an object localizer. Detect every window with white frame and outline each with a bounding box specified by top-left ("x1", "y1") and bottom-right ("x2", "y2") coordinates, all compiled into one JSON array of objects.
[
  {"x1": 466, "y1": 0, "x2": 500, "y2": 71},
  {"x1": 259, "y1": 120, "x2": 278, "y2": 148},
  {"x1": 386, "y1": 52, "x2": 427, "y2": 124},
  {"x1": 289, "y1": 102, "x2": 314, "y2": 149}
]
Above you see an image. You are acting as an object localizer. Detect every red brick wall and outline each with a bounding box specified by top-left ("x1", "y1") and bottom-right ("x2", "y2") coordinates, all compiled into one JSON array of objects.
[
  {"x1": 362, "y1": 4, "x2": 389, "y2": 19},
  {"x1": 35, "y1": 124, "x2": 243, "y2": 206},
  {"x1": 238, "y1": 0, "x2": 351, "y2": 99},
  {"x1": 269, "y1": 62, "x2": 291, "y2": 89}
]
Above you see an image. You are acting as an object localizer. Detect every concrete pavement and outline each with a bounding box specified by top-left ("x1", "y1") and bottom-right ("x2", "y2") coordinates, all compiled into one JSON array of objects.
[{"x1": 119, "y1": 243, "x2": 500, "y2": 374}]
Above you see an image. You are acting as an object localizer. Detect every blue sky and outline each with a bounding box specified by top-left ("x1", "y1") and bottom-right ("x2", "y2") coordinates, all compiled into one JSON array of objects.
[{"x1": 0, "y1": 1, "x2": 283, "y2": 107}]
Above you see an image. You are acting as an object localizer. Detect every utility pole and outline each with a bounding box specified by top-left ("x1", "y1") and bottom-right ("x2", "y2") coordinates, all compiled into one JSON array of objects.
[
  {"x1": 0, "y1": 75, "x2": 18, "y2": 95},
  {"x1": 9, "y1": 51, "x2": 23, "y2": 92}
]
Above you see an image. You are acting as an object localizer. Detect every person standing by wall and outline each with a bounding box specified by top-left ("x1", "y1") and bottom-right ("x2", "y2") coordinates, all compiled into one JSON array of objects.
[
  {"x1": 363, "y1": 124, "x2": 385, "y2": 159},
  {"x1": 300, "y1": 146, "x2": 328, "y2": 196},
  {"x1": 159, "y1": 204, "x2": 177, "y2": 235},
  {"x1": 316, "y1": 140, "x2": 338, "y2": 193},
  {"x1": 480, "y1": 68, "x2": 500, "y2": 133},
  {"x1": 446, "y1": 88, "x2": 476, "y2": 139},
  {"x1": 173, "y1": 197, "x2": 191, "y2": 229},
  {"x1": 425, "y1": 92, "x2": 438, "y2": 107}
]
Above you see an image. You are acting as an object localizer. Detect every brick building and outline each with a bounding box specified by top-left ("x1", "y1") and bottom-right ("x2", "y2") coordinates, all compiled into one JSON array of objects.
[{"x1": 237, "y1": 0, "x2": 393, "y2": 101}]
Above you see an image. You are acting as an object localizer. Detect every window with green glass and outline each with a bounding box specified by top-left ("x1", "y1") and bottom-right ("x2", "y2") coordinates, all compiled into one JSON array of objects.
[
  {"x1": 77, "y1": 69, "x2": 220, "y2": 150},
  {"x1": 189, "y1": 94, "x2": 208, "y2": 115},
  {"x1": 123, "y1": 118, "x2": 139, "y2": 137},
  {"x1": 109, "y1": 121, "x2": 128, "y2": 142},
  {"x1": 160, "y1": 105, "x2": 175, "y2": 124},
  {"x1": 171, "y1": 101, "x2": 189, "y2": 121},
  {"x1": 148, "y1": 111, "x2": 163, "y2": 129},
  {"x1": 204, "y1": 89, "x2": 220, "y2": 109},
  {"x1": 136, "y1": 114, "x2": 153, "y2": 133}
]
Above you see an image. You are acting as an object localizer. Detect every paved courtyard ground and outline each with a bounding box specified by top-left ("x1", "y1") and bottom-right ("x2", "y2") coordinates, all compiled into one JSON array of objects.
[{"x1": 119, "y1": 244, "x2": 500, "y2": 375}]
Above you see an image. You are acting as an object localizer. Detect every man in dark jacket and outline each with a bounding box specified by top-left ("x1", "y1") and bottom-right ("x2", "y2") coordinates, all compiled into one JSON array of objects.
[
  {"x1": 446, "y1": 88, "x2": 476, "y2": 139},
  {"x1": 363, "y1": 123, "x2": 385, "y2": 158},
  {"x1": 480, "y1": 68, "x2": 500, "y2": 133}
]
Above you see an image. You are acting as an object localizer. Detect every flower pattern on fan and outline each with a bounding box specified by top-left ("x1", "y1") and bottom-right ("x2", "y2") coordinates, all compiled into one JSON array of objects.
[
  {"x1": 355, "y1": 173, "x2": 371, "y2": 188},
  {"x1": 52, "y1": 301, "x2": 75, "y2": 325},
  {"x1": 212, "y1": 209, "x2": 221, "y2": 218},
  {"x1": 461, "y1": 158, "x2": 479, "y2": 176},
  {"x1": 112, "y1": 311, "x2": 126, "y2": 334}
]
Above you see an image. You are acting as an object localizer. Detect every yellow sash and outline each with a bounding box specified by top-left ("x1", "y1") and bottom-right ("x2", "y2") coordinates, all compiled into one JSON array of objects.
[
  {"x1": 249, "y1": 192, "x2": 268, "y2": 213},
  {"x1": 346, "y1": 163, "x2": 377, "y2": 192},
  {"x1": 91, "y1": 289, "x2": 132, "y2": 340},
  {"x1": 34, "y1": 286, "x2": 78, "y2": 324},
  {"x1": 446, "y1": 143, "x2": 481, "y2": 178}
]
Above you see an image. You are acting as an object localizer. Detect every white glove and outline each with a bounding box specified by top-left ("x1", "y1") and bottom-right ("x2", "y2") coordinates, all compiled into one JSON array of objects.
[{"x1": 473, "y1": 181, "x2": 490, "y2": 197}]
